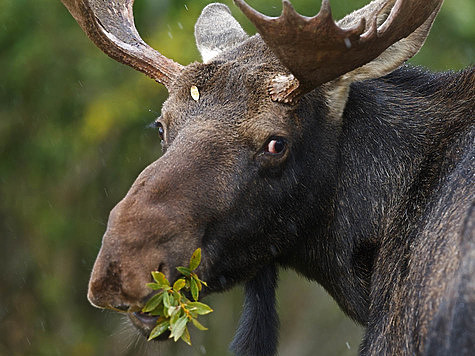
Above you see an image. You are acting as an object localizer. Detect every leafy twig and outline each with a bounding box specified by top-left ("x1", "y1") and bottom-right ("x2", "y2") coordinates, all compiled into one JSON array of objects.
[{"x1": 142, "y1": 249, "x2": 213, "y2": 345}]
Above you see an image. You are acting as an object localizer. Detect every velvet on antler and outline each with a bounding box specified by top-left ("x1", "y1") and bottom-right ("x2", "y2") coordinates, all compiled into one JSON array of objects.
[
  {"x1": 234, "y1": 0, "x2": 443, "y2": 103},
  {"x1": 60, "y1": 0, "x2": 183, "y2": 88}
]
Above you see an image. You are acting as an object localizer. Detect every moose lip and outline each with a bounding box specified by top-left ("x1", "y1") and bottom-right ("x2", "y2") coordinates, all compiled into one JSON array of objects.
[
  {"x1": 130, "y1": 312, "x2": 171, "y2": 341},
  {"x1": 131, "y1": 312, "x2": 158, "y2": 329},
  {"x1": 129, "y1": 311, "x2": 160, "y2": 339}
]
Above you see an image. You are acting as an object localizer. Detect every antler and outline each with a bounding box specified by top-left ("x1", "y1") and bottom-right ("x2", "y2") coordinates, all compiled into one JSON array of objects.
[
  {"x1": 61, "y1": 0, "x2": 183, "y2": 88},
  {"x1": 234, "y1": 0, "x2": 443, "y2": 102}
]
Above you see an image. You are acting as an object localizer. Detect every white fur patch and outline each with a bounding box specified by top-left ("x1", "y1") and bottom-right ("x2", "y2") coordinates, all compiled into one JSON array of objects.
[
  {"x1": 200, "y1": 47, "x2": 225, "y2": 64},
  {"x1": 195, "y1": 3, "x2": 248, "y2": 64}
]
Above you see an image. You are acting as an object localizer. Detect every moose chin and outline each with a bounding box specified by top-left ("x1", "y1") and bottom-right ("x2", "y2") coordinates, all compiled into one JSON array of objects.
[{"x1": 60, "y1": 0, "x2": 474, "y2": 355}]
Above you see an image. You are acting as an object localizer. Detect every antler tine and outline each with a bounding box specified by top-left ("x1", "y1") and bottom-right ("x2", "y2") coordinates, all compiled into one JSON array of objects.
[
  {"x1": 61, "y1": 0, "x2": 183, "y2": 88},
  {"x1": 234, "y1": 0, "x2": 367, "y2": 97},
  {"x1": 234, "y1": 0, "x2": 443, "y2": 102},
  {"x1": 234, "y1": 0, "x2": 277, "y2": 27},
  {"x1": 363, "y1": 0, "x2": 442, "y2": 42},
  {"x1": 319, "y1": 0, "x2": 331, "y2": 16}
]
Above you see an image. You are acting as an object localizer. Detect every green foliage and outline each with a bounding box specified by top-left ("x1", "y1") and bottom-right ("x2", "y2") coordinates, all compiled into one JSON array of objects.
[{"x1": 142, "y1": 249, "x2": 212, "y2": 345}]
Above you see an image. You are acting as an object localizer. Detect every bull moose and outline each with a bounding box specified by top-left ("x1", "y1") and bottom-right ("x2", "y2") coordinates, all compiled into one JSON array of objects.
[{"x1": 59, "y1": 0, "x2": 474, "y2": 355}]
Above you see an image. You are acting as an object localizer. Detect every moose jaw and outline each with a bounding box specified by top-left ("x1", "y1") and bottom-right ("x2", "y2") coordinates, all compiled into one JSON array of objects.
[{"x1": 59, "y1": 0, "x2": 474, "y2": 355}]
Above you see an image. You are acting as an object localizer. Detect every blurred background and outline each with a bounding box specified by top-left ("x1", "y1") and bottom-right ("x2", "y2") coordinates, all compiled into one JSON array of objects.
[{"x1": 0, "y1": 0, "x2": 473, "y2": 355}]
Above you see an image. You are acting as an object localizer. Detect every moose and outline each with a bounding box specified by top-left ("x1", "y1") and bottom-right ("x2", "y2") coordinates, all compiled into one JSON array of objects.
[{"x1": 60, "y1": 0, "x2": 473, "y2": 355}]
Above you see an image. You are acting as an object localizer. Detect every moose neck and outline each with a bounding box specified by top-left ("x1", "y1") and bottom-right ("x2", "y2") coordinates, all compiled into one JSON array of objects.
[{"x1": 285, "y1": 66, "x2": 472, "y2": 325}]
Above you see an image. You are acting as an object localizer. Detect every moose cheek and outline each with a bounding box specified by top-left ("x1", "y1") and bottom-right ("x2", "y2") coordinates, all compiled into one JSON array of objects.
[{"x1": 256, "y1": 151, "x2": 290, "y2": 175}]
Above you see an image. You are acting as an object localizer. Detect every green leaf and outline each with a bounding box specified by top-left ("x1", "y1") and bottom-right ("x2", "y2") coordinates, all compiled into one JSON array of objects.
[
  {"x1": 163, "y1": 291, "x2": 171, "y2": 310},
  {"x1": 191, "y1": 318, "x2": 208, "y2": 331},
  {"x1": 170, "y1": 315, "x2": 188, "y2": 342},
  {"x1": 176, "y1": 266, "x2": 192, "y2": 276},
  {"x1": 190, "y1": 278, "x2": 199, "y2": 301},
  {"x1": 192, "y1": 274, "x2": 203, "y2": 291},
  {"x1": 189, "y1": 248, "x2": 201, "y2": 271},
  {"x1": 169, "y1": 307, "x2": 181, "y2": 326},
  {"x1": 145, "y1": 249, "x2": 211, "y2": 345},
  {"x1": 180, "y1": 292, "x2": 191, "y2": 304},
  {"x1": 172, "y1": 290, "x2": 183, "y2": 303},
  {"x1": 181, "y1": 326, "x2": 192, "y2": 346},
  {"x1": 173, "y1": 278, "x2": 186, "y2": 292},
  {"x1": 169, "y1": 293, "x2": 176, "y2": 307},
  {"x1": 142, "y1": 293, "x2": 164, "y2": 313},
  {"x1": 187, "y1": 302, "x2": 213, "y2": 315},
  {"x1": 151, "y1": 271, "x2": 170, "y2": 287},
  {"x1": 150, "y1": 308, "x2": 164, "y2": 316},
  {"x1": 145, "y1": 282, "x2": 162, "y2": 290},
  {"x1": 148, "y1": 320, "x2": 170, "y2": 341}
]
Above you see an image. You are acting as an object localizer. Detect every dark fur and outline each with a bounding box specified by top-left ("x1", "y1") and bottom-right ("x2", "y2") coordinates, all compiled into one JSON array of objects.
[
  {"x1": 203, "y1": 63, "x2": 474, "y2": 354},
  {"x1": 220, "y1": 64, "x2": 474, "y2": 355},
  {"x1": 230, "y1": 264, "x2": 279, "y2": 356},
  {"x1": 297, "y1": 67, "x2": 474, "y2": 354},
  {"x1": 86, "y1": 21, "x2": 474, "y2": 356}
]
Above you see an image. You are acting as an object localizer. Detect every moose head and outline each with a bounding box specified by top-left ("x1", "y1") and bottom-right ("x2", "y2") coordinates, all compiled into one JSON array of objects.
[{"x1": 60, "y1": 0, "x2": 450, "y2": 355}]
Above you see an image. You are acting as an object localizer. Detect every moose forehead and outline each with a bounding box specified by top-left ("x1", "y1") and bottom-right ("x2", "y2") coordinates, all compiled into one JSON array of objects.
[{"x1": 162, "y1": 38, "x2": 297, "y2": 148}]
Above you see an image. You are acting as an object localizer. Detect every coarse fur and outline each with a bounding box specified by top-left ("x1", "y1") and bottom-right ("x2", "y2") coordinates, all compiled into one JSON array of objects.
[
  {"x1": 76, "y1": 1, "x2": 475, "y2": 355},
  {"x1": 230, "y1": 264, "x2": 279, "y2": 356}
]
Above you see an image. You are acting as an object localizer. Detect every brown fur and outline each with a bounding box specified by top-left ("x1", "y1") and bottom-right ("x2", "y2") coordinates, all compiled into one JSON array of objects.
[{"x1": 72, "y1": 2, "x2": 474, "y2": 355}]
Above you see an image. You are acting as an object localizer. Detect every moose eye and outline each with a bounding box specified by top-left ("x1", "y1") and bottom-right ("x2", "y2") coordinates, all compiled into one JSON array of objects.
[
  {"x1": 265, "y1": 137, "x2": 286, "y2": 155},
  {"x1": 153, "y1": 121, "x2": 165, "y2": 141},
  {"x1": 158, "y1": 125, "x2": 165, "y2": 140}
]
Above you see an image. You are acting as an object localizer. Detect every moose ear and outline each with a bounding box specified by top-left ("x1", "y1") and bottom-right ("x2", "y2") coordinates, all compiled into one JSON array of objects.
[
  {"x1": 337, "y1": 0, "x2": 442, "y2": 82},
  {"x1": 195, "y1": 3, "x2": 249, "y2": 63},
  {"x1": 321, "y1": 1, "x2": 442, "y2": 120}
]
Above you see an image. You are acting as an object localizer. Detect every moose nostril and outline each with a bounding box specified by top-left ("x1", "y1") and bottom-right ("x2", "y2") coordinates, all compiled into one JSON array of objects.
[
  {"x1": 114, "y1": 304, "x2": 130, "y2": 312},
  {"x1": 150, "y1": 263, "x2": 169, "y2": 282},
  {"x1": 149, "y1": 263, "x2": 166, "y2": 283}
]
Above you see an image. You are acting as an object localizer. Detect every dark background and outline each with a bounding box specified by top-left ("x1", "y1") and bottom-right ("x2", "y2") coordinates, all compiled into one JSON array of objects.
[{"x1": 0, "y1": 0, "x2": 473, "y2": 355}]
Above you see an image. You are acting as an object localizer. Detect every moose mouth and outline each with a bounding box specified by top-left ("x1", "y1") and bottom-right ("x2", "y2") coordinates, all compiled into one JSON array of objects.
[{"x1": 129, "y1": 312, "x2": 169, "y2": 341}]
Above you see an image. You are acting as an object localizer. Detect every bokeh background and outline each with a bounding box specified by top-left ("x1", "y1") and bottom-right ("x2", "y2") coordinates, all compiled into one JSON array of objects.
[{"x1": 0, "y1": 0, "x2": 473, "y2": 355}]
